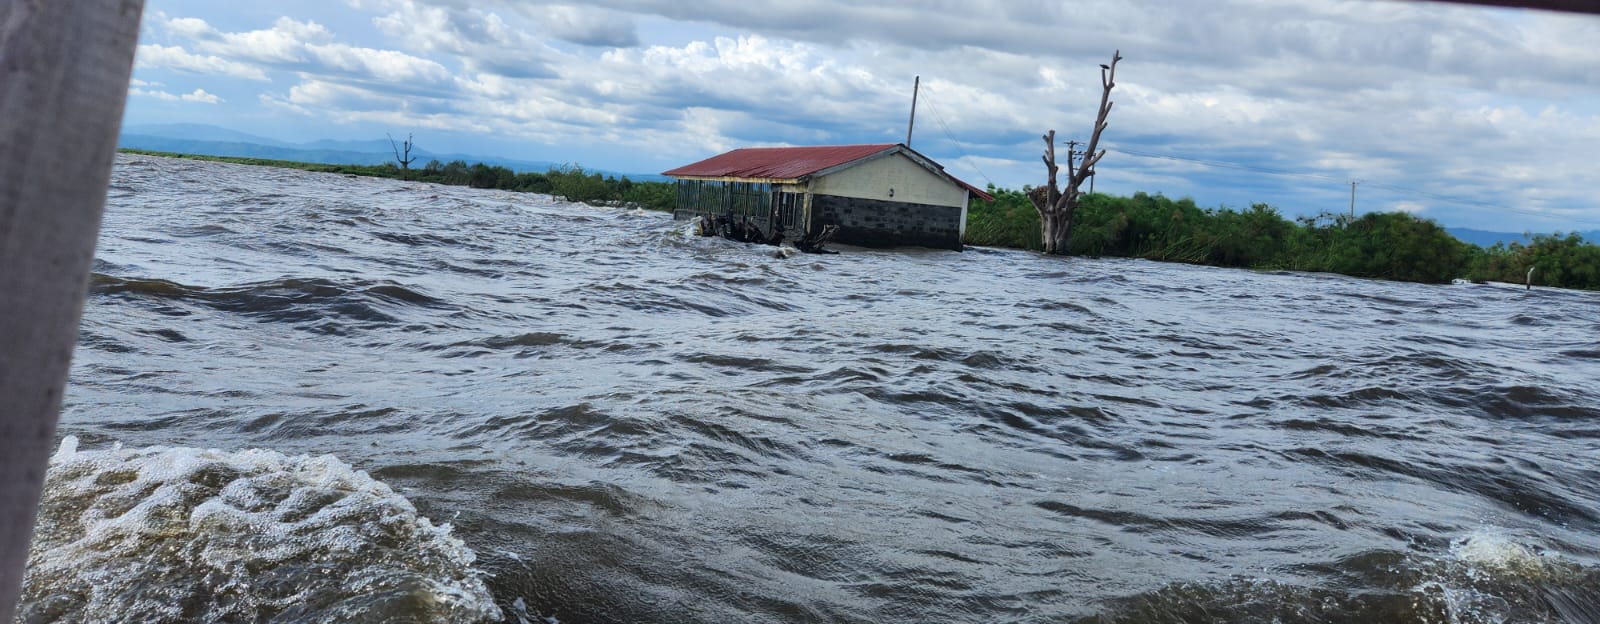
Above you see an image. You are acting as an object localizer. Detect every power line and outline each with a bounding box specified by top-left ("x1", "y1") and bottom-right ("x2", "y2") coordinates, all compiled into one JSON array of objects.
[
  {"x1": 915, "y1": 83, "x2": 996, "y2": 189},
  {"x1": 1112, "y1": 147, "x2": 1346, "y2": 183}
]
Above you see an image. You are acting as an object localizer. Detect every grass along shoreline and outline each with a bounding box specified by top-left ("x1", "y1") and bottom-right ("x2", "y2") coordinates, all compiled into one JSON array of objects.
[
  {"x1": 966, "y1": 186, "x2": 1599, "y2": 290},
  {"x1": 119, "y1": 148, "x2": 677, "y2": 211},
  {"x1": 121, "y1": 149, "x2": 1599, "y2": 290}
]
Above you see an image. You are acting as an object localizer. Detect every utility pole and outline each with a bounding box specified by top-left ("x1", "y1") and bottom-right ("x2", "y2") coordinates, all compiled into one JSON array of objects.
[
  {"x1": 905, "y1": 76, "x2": 920, "y2": 147},
  {"x1": 1065, "y1": 140, "x2": 1081, "y2": 176},
  {"x1": 1349, "y1": 180, "x2": 1359, "y2": 220},
  {"x1": 1083, "y1": 148, "x2": 1095, "y2": 194},
  {"x1": 1067, "y1": 143, "x2": 1091, "y2": 193}
]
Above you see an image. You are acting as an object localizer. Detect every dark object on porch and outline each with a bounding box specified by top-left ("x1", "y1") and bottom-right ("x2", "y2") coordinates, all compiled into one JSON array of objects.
[{"x1": 663, "y1": 144, "x2": 992, "y2": 252}]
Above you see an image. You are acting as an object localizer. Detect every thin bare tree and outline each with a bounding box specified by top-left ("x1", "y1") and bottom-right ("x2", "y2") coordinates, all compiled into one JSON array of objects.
[
  {"x1": 388, "y1": 132, "x2": 417, "y2": 181},
  {"x1": 1030, "y1": 50, "x2": 1122, "y2": 255}
]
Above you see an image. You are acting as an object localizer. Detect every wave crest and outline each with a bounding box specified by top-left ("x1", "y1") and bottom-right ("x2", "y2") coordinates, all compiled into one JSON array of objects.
[{"x1": 22, "y1": 436, "x2": 501, "y2": 623}]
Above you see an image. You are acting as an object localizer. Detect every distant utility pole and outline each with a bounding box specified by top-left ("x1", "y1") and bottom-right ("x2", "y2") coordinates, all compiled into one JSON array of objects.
[
  {"x1": 1075, "y1": 146, "x2": 1094, "y2": 194},
  {"x1": 906, "y1": 76, "x2": 920, "y2": 147},
  {"x1": 1065, "y1": 143, "x2": 1094, "y2": 193},
  {"x1": 1066, "y1": 141, "x2": 1082, "y2": 177},
  {"x1": 1349, "y1": 180, "x2": 1359, "y2": 220}
]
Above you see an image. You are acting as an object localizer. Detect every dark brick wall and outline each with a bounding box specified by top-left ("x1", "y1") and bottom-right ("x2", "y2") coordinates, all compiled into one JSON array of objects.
[{"x1": 809, "y1": 194, "x2": 963, "y2": 251}]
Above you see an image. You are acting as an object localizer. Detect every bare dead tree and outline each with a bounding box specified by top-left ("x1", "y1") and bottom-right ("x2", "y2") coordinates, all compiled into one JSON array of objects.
[
  {"x1": 388, "y1": 132, "x2": 417, "y2": 181},
  {"x1": 1030, "y1": 50, "x2": 1121, "y2": 255}
]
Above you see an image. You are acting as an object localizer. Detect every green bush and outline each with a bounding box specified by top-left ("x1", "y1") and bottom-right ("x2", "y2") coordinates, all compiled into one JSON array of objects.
[
  {"x1": 961, "y1": 189, "x2": 1598, "y2": 288},
  {"x1": 1466, "y1": 232, "x2": 1600, "y2": 290},
  {"x1": 120, "y1": 149, "x2": 676, "y2": 213},
  {"x1": 122, "y1": 148, "x2": 1597, "y2": 289}
]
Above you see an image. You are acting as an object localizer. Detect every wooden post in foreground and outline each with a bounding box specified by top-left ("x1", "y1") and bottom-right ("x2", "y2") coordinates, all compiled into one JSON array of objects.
[{"x1": 0, "y1": 0, "x2": 145, "y2": 619}]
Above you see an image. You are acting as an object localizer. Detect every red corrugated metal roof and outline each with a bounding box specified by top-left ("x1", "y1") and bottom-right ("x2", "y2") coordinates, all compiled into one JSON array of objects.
[
  {"x1": 663, "y1": 143, "x2": 994, "y2": 202},
  {"x1": 662, "y1": 144, "x2": 896, "y2": 180}
]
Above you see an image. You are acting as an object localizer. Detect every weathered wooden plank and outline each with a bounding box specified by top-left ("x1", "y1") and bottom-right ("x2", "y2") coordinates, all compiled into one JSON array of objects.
[
  {"x1": 0, "y1": 0, "x2": 145, "y2": 618},
  {"x1": 1425, "y1": 0, "x2": 1600, "y2": 14}
]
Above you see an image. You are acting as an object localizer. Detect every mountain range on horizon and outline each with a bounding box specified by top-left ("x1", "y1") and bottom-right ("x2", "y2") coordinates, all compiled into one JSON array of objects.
[
  {"x1": 1442, "y1": 227, "x2": 1600, "y2": 249},
  {"x1": 119, "y1": 124, "x2": 1597, "y2": 248}
]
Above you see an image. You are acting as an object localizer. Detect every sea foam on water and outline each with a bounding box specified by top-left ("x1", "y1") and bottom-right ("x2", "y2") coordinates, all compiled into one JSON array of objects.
[
  {"x1": 19, "y1": 436, "x2": 502, "y2": 623},
  {"x1": 1450, "y1": 529, "x2": 1565, "y2": 581}
]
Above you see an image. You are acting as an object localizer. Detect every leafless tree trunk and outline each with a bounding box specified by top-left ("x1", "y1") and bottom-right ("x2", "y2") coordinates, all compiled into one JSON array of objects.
[
  {"x1": 1031, "y1": 50, "x2": 1121, "y2": 255},
  {"x1": 389, "y1": 132, "x2": 417, "y2": 181},
  {"x1": 0, "y1": 0, "x2": 144, "y2": 619}
]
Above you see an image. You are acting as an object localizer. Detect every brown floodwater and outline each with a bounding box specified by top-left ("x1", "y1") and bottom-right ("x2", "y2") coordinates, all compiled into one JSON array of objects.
[{"x1": 27, "y1": 153, "x2": 1600, "y2": 623}]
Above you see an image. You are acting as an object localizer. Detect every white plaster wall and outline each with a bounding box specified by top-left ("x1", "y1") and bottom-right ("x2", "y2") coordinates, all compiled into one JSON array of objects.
[{"x1": 809, "y1": 153, "x2": 967, "y2": 208}]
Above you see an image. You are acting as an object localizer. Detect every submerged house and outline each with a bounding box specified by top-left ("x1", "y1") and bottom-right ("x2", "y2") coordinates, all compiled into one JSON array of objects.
[{"x1": 662, "y1": 144, "x2": 993, "y2": 251}]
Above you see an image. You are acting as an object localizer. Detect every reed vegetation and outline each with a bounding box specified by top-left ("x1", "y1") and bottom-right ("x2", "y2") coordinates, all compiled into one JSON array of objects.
[
  {"x1": 966, "y1": 186, "x2": 1600, "y2": 288},
  {"x1": 122, "y1": 149, "x2": 1599, "y2": 289},
  {"x1": 120, "y1": 149, "x2": 677, "y2": 211}
]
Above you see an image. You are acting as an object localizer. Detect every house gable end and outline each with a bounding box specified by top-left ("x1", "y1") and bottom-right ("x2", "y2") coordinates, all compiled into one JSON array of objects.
[{"x1": 809, "y1": 150, "x2": 969, "y2": 209}]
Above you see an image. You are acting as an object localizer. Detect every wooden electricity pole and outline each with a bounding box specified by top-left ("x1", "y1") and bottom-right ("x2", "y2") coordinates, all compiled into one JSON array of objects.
[
  {"x1": 906, "y1": 75, "x2": 920, "y2": 147},
  {"x1": 1349, "y1": 181, "x2": 1358, "y2": 220},
  {"x1": 0, "y1": 0, "x2": 145, "y2": 619}
]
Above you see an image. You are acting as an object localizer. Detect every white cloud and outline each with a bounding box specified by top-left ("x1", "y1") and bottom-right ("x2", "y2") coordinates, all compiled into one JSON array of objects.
[
  {"x1": 308, "y1": 44, "x2": 453, "y2": 85},
  {"x1": 258, "y1": 92, "x2": 310, "y2": 115},
  {"x1": 368, "y1": 0, "x2": 561, "y2": 78},
  {"x1": 182, "y1": 89, "x2": 224, "y2": 104},
  {"x1": 590, "y1": 35, "x2": 905, "y2": 139},
  {"x1": 202, "y1": 17, "x2": 333, "y2": 64},
  {"x1": 124, "y1": 0, "x2": 1600, "y2": 230},
  {"x1": 154, "y1": 15, "x2": 452, "y2": 88},
  {"x1": 129, "y1": 87, "x2": 179, "y2": 101},
  {"x1": 287, "y1": 80, "x2": 397, "y2": 109},
  {"x1": 164, "y1": 16, "x2": 218, "y2": 41},
  {"x1": 134, "y1": 44, "x2": 270, "y2": 81},
  {"x1": 541, "y1": 5, "x2": 639, "y2": 47},
  {"x1": 129, "y1": 87, "x2": 223, "y2": 104}
]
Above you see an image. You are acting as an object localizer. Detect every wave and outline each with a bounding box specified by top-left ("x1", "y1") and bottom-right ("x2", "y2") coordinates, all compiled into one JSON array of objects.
[
  {"x1": 90, "y1": 273, "x2": 449, "y2": 330},
  {"x1": 1079, "y1": 531, "x2": 1600, "y2": 624},
  {"x1": 21, "y1": 437, "x2": 501, "y2": 623},
  {"x1": 73, "y1": 155, "x2": 1600, "y2": 623}
]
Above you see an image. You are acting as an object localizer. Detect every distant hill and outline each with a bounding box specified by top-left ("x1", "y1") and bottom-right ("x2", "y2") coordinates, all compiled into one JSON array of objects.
[
  {"x1": 118, "y1": 124, "x2": 668, "y2": 182},
  {"x1": 1446, "y1": 227, "x2": 1600, "y2": 248},
  {"x1": 121, "y1": 123, "x2": 294, "y2": 147},
  {"x1": 1446, "y1": 228, "x2": 1531, "y2": 248},
  {"x1": 119, "y1": 135, "x2": 404, "y2": 166}
]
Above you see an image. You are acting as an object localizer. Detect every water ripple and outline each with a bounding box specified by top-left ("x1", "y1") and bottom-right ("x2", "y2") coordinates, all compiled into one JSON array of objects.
[{"x1": 47, "y1": 154, "x2": 1600, "y2": 623}]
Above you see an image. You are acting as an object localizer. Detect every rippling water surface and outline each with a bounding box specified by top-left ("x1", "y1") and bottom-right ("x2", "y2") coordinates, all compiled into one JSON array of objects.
[{"x1": 35, "y1": 153, "x2": 1600, "y2": 623}]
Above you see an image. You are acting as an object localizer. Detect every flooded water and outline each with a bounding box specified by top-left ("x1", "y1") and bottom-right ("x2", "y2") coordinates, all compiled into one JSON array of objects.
[{"x1": 26, "y1": 153, "x2": 1600, "y2": 623}]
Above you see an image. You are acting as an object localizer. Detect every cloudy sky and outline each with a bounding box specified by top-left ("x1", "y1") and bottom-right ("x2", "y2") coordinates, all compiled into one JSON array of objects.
[{"x1": 124, "y1": 0, "x2": 1600, "y2": 232}]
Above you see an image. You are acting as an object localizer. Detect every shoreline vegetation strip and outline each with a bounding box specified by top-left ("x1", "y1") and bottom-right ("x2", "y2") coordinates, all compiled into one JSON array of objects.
[{"x1": 119, "y1": 149, "x2": 1600, "y2": 290}]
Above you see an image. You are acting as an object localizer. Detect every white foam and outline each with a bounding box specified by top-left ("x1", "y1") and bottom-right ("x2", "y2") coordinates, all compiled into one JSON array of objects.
[
  {"x1": 1450, "y1": 529, "x2": 1559, "y2": 579},
  {"x1": 22, "y1": 440, "x2": 503, "y2": 623},
  {"x1": 681, "y1": 216, "x2": 704, "y2": 238},
  {"x1": 52, "y1": 434, "x2": 78, "y2": 463}
]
